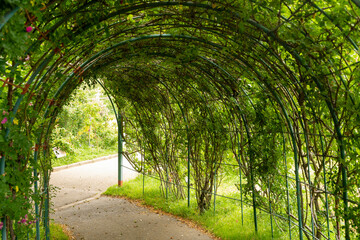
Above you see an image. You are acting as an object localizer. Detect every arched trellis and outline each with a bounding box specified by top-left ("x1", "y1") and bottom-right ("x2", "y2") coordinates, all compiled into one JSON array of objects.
[{"x1": 1, "y1": 1, "x2": 360, "y2": 239}]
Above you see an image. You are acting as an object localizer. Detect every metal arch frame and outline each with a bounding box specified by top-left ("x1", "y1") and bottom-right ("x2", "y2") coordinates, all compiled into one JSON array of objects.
[
  {"x1": 246, "y1": 19, "x2": 350, "y2": 239},
  {"x1": 251, "y1": 31, "x2": 343, "y2": 239},
  {"x1": 31, "y1": 72, "x2": 121, "y2": 240},
  {"x1": 106, "y1": 68, "x2": 191, "y2": 202},
  {"x1": 121, "y1": 43, "x2": 312, "y2": 238},
  {"x1": 87, "y1": 45, "x2": 261, "y2": 216},
  {"x1": 1, "y1": 1, "x2": 359, "y2": 239},
  {"x1": 0, "y1": 51, "x2": 55, "y2": 240},
  {"x1": 148, "y1": 64, "x2": 230, "y2": 211},
  {"x1": 108, "y1": 37, "x2": 336, "y2": 238},
  {"x1": 16, "y1": 0, "x2": 356, "y2": 144},
  {"x1": 5, "y1": 2, "x2": 359, "y2": 113},
  {"x1": 89, "y1": 49, "x2": 257, "y2": 220},
  {"x1": 5, "y1": 33, "x2": 332, "y2": 239},
  {"x1": 199, "y1": 42, "x2": 334, "y2": 239},
  {"x1": 103, "y1": 65, "x2": 193, "y2": 208},
  {"x1": 0, "y1": 33, "x2": 348, "y2": 240},
  {"x1": 48, "y1": 47, "x2": 194, "y2": 207},
  {"x1": 0, "y1": 7, "x2": 20, "y2": 30},
  {"x1": 94, "y1": 79, "x2": 123, "y2": 187}
]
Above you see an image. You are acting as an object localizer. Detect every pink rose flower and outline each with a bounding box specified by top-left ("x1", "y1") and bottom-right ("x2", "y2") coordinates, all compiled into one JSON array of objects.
[
  {"x1": 25, "y1": 55, "x2": 30, "y2": 61},
  {"x1": 1, "y1": 118, "x2": 7, "y2": 124},
  {"x1": 17, "y1": 214, "x2": 28, "y2": 224},
  {"x1": 26, "y1": 26, "x2": 33, "y2": 32}
]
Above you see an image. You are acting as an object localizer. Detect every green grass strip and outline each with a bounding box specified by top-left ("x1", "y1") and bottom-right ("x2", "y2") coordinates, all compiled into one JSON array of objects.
[{"x1": 104, "y1": 176, "x2": 289, "y2": 240}]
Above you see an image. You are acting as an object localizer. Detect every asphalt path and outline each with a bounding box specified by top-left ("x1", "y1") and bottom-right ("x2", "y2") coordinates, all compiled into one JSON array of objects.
[{"x1": 50, "y1": 155, "x2": 213, "y2": 240}]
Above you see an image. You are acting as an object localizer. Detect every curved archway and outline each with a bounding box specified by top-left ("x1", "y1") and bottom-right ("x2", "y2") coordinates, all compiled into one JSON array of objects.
[{"x1": 1, "y1": 1, "x2": 360, "y2": 239}]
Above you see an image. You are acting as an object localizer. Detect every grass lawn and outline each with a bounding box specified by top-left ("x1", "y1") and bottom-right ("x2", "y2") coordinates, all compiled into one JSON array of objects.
[
  {"x1": 52, "y1": 145, "x2": 117, "y2": 167},
  {"x1": 27, "y1": 223, "x2": 71, "y2": 240},
  {"x1": 104, "y1": 176, "x2": 292, "y2": 240},
  {"x1": 49, "y1": 223, "x2": 73, "y2": 240}
]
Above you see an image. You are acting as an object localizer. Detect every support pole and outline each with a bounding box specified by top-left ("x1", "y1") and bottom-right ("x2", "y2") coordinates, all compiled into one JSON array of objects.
[
  {"x1": 1, "y1": 217, "x2": 5, "y2": 240},
  {"x1": 320, "y1": 134, "x2": 331, "y2": 240},
  {"x1": 33, "y1": 150, "x2": 40, "y2": 240},
  {"x1": 165, "y1": 166, "x2": 168, "y2": 200},
  {"x1": 235, "y1": 120, "x2": 244, "y2": 225},
  {"x1": 165, "y1": 143, "x2": 168, "y2": 200},
  {"x1": 187, "y1": 142, "x2": 190, "y2": 207},
  {"x1": 249, "y1": 138, "x2": 258, "y2": 233},
  {"x1": 239, "y1": 167, "x2": 244, "y2": 225},
  {"x1": 213, "y1": 170, "x2": 217, "y2": 216},
  {"x1": 283, "y1": 135, "x2": 292, "y2": 240},
  {"x1": 268, "y1": 179, "x2": 274, "y2": 239},
  {"x1": 43, "y1": 174, "x2": 50, "y2": 240},
  {"x1": 94, "y1": 80, "x2": 123, "y2": 187},
  {"x1": 142, "y1": 147, "x2": 145, "y2": 196},
  {"x1": 250, "y1": 162, "x2": 258, "y2": 233},
  {"x1": 1, "y1": 155, "x2": 6, "y2": 240},
  {"x1": 118, "y1": 112, "x2": 123, "y2": 187},
  {"x1": 0, "y1": 156, "x2": 4, "y2": 174}
]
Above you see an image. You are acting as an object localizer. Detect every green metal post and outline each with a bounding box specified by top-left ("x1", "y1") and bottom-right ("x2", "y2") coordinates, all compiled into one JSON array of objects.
[
  {"x1": 0, "y1": 157, "x2": 4, "y2": 175},
  {"x1": 33, "y1": 150, "x2": 40, "y2": 240},
  {"x1": 293, "y1": 145, "x2": 303, "y2": 240},
  {"x1": 165, "y1": 144, "x2": 168, "y2": 200},
  {"x1": 340, "y1": 151, "x2": 349, "y2": 240},
  {"x1": 248, "y1": 135, "x2": 258, "y2": 233},
  {"x1": 187, "y1": 142, "x2": 190, "y2": 208},
  {"x1": 1, "y1": 156, "x2": 5, "y2": 240},
  {"x1": 240, "y1": 167, "x2": 244, "y2": 225},
  {"x1": 95, "y1": 79, "x2": 124, "y2": 187},
  {"x1": 320, "y1": 134, "x2": 331, "y2": 239},
  {"x1": 235, "y1": 121, "x2": 244, "y2": 225},
  {"x1": 1, "y1": 217, "x2": 5, "y2": 240},
  {"x1": 44, "y1": 174, "x2": 50, "y2": 240},
  {"x1": 213, "y1": 171, "x2": 217, "y2": 216},
  {"x1": 250, "y1": 162, "x2": 258, "y2": 233},
  {"x1": 283, "y1": 135, "x2": 292, "y2": 240},
  {"x1": 0, "y1": 6, "x2": 20, "y2": 30},
  {"x1": 260, "y1": 86, "x2": 302, "y2": 240},
  {"x1": 231, "y1": 98, "x2": 257, "y2": 232},
  {"x1": 268, "y1": 179, "x2": 274, "y2": 239},
  {"x1": 165, "y1": 166, "x2": 168, "y2": 200},
  {"x1": 118, "y1": 112, "x2": 123, "y2": 186},
  {"x1": 298, "y1": 119, "x2": 315, "y2": 239},
  {"x1": 0, "y1": 156, "x2": 6, "y2": 240},
  {"x1": 143, "y1": 148, "x2": 145, "y2": 196},
  {"x1": 306, "y1": 150, "x2": 315, "y2": 239}
]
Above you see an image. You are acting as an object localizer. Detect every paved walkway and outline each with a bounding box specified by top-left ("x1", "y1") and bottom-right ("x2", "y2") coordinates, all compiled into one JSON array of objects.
[{"x1": 50, "y1": 156, "x2": 213, "y2": 240}]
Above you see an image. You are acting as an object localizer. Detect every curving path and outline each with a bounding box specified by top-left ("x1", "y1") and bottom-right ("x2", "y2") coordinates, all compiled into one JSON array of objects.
[{"x1": 51, "y1": 155, "x2": 214, "y2": 240}]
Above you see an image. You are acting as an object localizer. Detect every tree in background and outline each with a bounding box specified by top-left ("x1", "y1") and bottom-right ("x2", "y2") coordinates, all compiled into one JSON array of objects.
[{"x1": 52, "y1": 84, "x2": 117, "y2": 155}]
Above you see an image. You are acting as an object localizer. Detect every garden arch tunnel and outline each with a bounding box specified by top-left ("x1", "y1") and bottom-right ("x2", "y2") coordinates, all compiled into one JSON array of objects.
[{"x1": 1, "y1": 1, "x2": 360, "y2": 239}]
